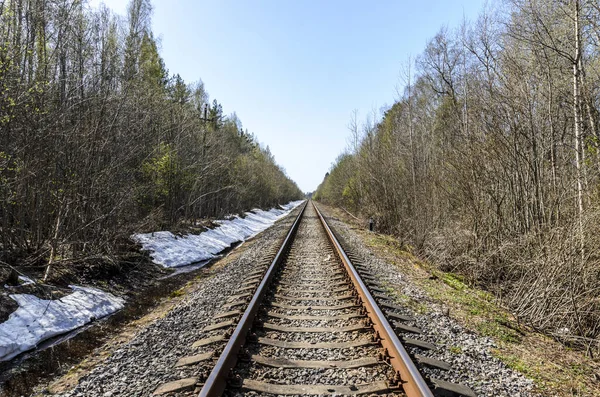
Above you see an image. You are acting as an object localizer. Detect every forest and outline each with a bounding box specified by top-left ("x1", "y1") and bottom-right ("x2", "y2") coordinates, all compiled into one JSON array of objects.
[
  {"x1": 315, "y1": 0, "x2": 600, "y2": 352},
  {"x1": 0, "y1": 0, "x2": 303, "y2": 275}
]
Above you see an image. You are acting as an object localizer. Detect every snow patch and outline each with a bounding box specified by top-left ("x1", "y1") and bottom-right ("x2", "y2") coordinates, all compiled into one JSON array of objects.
[
  {"x1": 132, "y1": 200, "x2": 304, "y2": 268},
  {"x1": 3, "y1": 275, "x2": 36, "y2": 289},
  {"x1": 0, "y1": 286, "x2": 124, "y2": 361},
  {"x1": 18, "y1": 275, "x2": 35, "y2": 285}
]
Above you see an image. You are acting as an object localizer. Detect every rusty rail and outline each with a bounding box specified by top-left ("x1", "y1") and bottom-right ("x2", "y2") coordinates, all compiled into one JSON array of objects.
[
  {"x1": 198, "y1": 199, "x2": 433, "y2": 396},
  {"x1": 313, "y1": 201, "x2": 434, "y2": 397},
  {"x1": 198, "y1": 200, "x2": 308, "y2": 397}
]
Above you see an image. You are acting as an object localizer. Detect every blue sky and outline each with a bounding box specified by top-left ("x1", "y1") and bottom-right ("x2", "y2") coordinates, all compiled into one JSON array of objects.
[{"x1": 91, "y1": 0, "x2": 487, "y2": 192}]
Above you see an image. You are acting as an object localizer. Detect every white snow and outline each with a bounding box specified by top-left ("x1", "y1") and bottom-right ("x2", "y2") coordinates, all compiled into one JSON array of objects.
[
  {"x1": 0, "y1": 200, "x2": 303, "y2": 362},
  {"x1": 132, "y1": 200, "x2": 304, "y2": 268},
  {"x1": 0, "y1": 285, "x2": 124, "y2": 361},
  {"x1": 18, "y1": 275, "x2": 35, "y2": 285}
]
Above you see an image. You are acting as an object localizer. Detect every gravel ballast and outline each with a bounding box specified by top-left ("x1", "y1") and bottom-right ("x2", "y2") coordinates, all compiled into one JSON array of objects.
[
  {"x1": 319, "y1": 207, "x2": 538, "y2": 397},
  {"x1": 44, "y1": 207, "x2": 301, "y2": 397},
  {"x1": 228, "y1": 206, "x2": 396, "y2": 396},
  {"x1": 42, "y1": 203, "x2": 537, "y2": 397}
]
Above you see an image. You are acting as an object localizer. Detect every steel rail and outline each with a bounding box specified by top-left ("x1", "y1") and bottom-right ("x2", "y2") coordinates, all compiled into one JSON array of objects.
[
  {"x1": 198, "y1": 200, "x2": 308, "y2": 397},
  {"x1": 313, "y1": 201, "x2": 434, "y2": 397}
]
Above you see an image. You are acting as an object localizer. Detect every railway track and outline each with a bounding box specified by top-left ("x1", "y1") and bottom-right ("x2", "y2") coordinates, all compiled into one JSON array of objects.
[{"x1": 153, "y1": 201, "x2": 476, "y2": 397}]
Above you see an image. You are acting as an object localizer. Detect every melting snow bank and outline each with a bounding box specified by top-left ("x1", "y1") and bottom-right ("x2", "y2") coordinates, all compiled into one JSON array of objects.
[
  {"x1": 0, "y1": 286, "x2": 125, "y2": 361},
  {"x1": 132, "y1": 200, "x2": 305, "y2": 268},
  {"x1": 0, "y1": 201, "x2": 303, "y2": 362}
]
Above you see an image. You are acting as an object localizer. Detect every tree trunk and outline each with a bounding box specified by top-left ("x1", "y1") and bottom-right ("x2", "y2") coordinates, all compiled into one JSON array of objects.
[{"x1": 573, "y1": 0, "x2": 584, "y2": 256}]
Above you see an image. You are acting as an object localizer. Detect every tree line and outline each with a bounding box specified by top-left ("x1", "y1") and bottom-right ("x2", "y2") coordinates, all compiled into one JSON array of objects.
[
  {"x1": 315, "y1": 0, "x2": 600, "y2": 353},
  {"x1": 0, "y1": 0, "x2": 303, "y2": 275}
]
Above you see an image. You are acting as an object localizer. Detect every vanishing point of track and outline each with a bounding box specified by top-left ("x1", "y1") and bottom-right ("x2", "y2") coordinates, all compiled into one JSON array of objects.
[{"x1": 153, "y1": 201, "x2": 475, "y2": 397}]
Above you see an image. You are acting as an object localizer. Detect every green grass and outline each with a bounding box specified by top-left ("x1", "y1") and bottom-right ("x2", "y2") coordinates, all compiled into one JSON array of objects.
[
  {"x1": 424, "y1": 273, "x2": 523, "y2": 343},
  {"x1": 367, "y1": 232, "x2": 524, "y2": 342},
  {"x1": 440, "y1": 272, "x2": 467, "y2": 291},
  {"x1": 169, "y1": 288, "x2": 185, "y2": 298},
  {"x1": 494, "y1": 353, "x2": 530, "y2": 373},
  {"x1": 476, "y1": 319, "x2": 522, "y2": 343}
]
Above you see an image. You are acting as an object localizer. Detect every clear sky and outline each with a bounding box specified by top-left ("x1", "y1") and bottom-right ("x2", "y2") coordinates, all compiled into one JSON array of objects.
[{"x1": 91, "y1": 0, "x2": 487, "y2": 192}]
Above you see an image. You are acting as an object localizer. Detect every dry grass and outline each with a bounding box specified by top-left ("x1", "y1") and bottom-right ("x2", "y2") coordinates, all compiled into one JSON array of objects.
[{"x1": 320, "y1": 203, "x2": 600, "y2": 397}]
